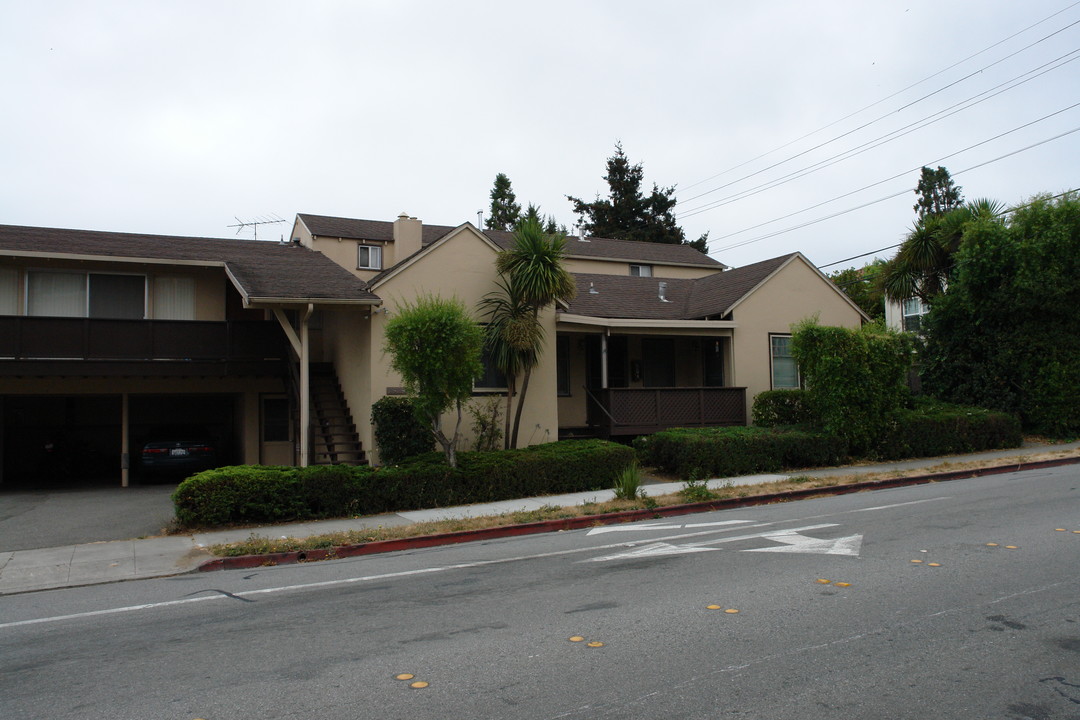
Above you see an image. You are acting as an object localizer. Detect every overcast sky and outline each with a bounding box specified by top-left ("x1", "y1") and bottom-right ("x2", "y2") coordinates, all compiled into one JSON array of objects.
[{"x1": 2, "y1": 1, "x2": 1078, "y2": 269}]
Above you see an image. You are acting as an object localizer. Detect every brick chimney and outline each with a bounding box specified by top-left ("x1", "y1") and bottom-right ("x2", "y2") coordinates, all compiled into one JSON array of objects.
[{"x1": 392, "y1": 212, "x2": 423, "y2": 265}]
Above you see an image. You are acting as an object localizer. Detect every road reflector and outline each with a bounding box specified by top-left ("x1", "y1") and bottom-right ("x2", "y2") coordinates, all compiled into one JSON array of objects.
[
  {"x1": 834, "y1": 582, "x2": 851, "y2": 587},
  {"x1": 1073, "y1": 531, "x2": 1080, "y2": 534},
  {"x1": 587, "y1": 641, "x2": 605, "y2": 648},
  {"x1": 928, "y1": 563, "x2": 942, "y2": 567},
  {"x1": 396, "y1": 674, "x2": 414, "y2": 681},
  {"x1": 816, "y1": 578, "x2": 830, "y2": 584},
  {"x1": 1055, "y1": 528, "x2": 1066, "y2": 532},
  {"x1": 911, "y1": 559, "x2": 923, "y2": 563},
  {"x1": 410, "y1": 681, "x2": 429, "y2": 689},
  {"x1": 569, "y1": 636, "x2": 584, "y2": 642},
  {"x1": 1005, "y1": 545, "x2": 1019, "y2": 549},
  {"x1": 707, "y1": 604, "x2": 722, "y2": 609},
  {"x1": 986, "y1": 543, "x2": 998, "y2": 547},
  {"x1": 724, "y1": 609, "x2": 740, "y2": 614}
]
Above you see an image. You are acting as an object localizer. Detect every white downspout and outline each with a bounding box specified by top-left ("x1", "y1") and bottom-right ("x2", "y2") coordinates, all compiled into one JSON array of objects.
[{"x1": 299, "y1": 303, "x2": 313, "y2": 467}]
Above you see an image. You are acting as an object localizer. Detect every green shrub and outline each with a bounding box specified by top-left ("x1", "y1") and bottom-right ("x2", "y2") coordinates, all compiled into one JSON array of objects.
[
  {"x1": 634, "y1": 426, "x2": 848, "y2": 480},
  {"x1": 172, "y1": 439, "x2": 635, "y2": 528},
  {"x1": 875, "y1": 401, "x2": 1022, "y2": 459},
  {"x1": 613, "y1": 461, "x2": 643, "y2": 500},
  {"x1": 371, "y1": 396, "x2": 434, "y2": 464},
  {"x1": 752, "y1": 389, "x2": 816, "y2": 427}
]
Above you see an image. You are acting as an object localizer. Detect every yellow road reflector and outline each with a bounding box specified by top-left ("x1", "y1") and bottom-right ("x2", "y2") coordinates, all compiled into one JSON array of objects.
[
  {"x1": 707, "y1": 604, "x2": 722, "y2": 610},
  {"x1": 1055, "y1": 528, "x2": 1066, "y2": 532},
  {"x1": 928, "y1": 563, "x2": 942, "y2": 567},
  {"x1": 724, "y1": 608, "x2": 740, "y2": 614},
  {"x1": 569, "y1": 636, "x2": 584, "y2": 642},
  {"x1": 587, "y1": 641, "x2": 605, "y2": 648},
  {"x1": 816, "y1": 579, "x2": 831, "y2": 584},
  {"x1": 410, "y1": 681, "x2": 429, "y2": 689},
  {"x1": 395, "y1": 674, "x2": 414, "y2": 681},
  {"x1": 910, "y1": 559, "x2": 923, "y2": 563},
  {"x1": 1073, "y1": 531, "x2": 1080, "y2": 534},
  {"x1": 986, "y1": 543, "x2": 999, "y2": 547},
  {"x1": 834, "y1": 582, "x2": 851, "y2": 587},
  {"x1": 1005, "y1": 545, "x2": 1019, "y2": 549}
]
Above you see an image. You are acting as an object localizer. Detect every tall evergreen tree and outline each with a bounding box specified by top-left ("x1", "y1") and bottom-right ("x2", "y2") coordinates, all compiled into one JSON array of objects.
[
  {"x1": 567, "y1": 142, "x2": 707, "y2": 249},
  {"x1": 486, "y1": 173, "x2": 522, "y2": 231},
  {"x1": 914, "y1": 166, "x2": 963, "y2": 219}
]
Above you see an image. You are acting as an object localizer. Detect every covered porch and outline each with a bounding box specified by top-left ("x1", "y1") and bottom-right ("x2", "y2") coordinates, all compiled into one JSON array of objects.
[{"x1": 556, "y1": 315, "x2": 746, "y2": 438}]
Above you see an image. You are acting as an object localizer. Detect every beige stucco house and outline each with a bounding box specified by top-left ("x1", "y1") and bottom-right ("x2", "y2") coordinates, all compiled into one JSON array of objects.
[{"x1": 0, "y1": 214, "x2": 865, "y2": 487}]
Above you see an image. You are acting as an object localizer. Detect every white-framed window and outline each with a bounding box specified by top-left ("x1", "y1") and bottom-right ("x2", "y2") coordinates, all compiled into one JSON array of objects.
[
  {"x1": 357, "y1": 245, "x2": 383, "y2": 270},
  {"x1": 629, "y1": 264, "x2": 652, "y2": 277},
  {"x1": 902, "y1": 297, "x2": 929, "y2": 333},
  {"x1": 27, "y1": 271, "x2": 146, "y2": 319},
  {"x1": 0, "y1": 267, "x2": 19, "y2": 315},
  {"x1": 154, "y1": 276, "x2": 196, "y2": 320},
  {"x1": 770, "y1": 334, "x2": 800, "y2": 389}
]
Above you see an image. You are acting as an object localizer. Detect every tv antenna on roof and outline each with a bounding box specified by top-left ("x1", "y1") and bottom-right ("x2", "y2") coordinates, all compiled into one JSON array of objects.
[{"x1": 228, "y1": 214, "x2": 286, "y2": 241}]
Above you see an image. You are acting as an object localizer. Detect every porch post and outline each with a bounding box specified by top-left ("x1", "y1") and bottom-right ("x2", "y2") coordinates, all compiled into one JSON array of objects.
[
  {"x1": 120, "y1": 392, "x2": 129, "y2": 487},
  {"x1": 601, "y1": 331, "x2": 609, "y2": 389},
  {"x1": 299, "y1": 303, "x2": 313, "y2": 468}
]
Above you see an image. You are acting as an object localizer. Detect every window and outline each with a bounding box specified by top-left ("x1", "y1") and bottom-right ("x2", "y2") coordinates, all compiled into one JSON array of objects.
[
  {"x1": 770, "y1": 334, "x2": 799, "y2": 389},
  {"x1": 902, "y1": 297, "x2": 929, "y2": 333},
  {"x1": 154, "y1": 276, "x2": 196, "y2": 320},
  {"x1": 27, "y1": 271, "x2": 147, "y2": 319},
  {"x1": 629, "y1": 264, "x2": 652, "y2": 277},
  {"x1": 28, "y1": 272, "x2": 86, "y2": 317},
  {"x1": 556, "y1": 335, "x2": 570, "y2": 396},
  {"x1": 702, "y1": 338, "x2": 725, "y2": 386},
  {"x1": 475, "y1": 345, "x2": 508, "y2": 390},
  {"x1": 0, "y1": 268, "x2": 18, "y2": 315},
  {"x1": 88, "y1": 274, "x2": 145, "y2": 318},
  {"x1": 357, "y1": 245, "x2": 382, "y2": 270}
]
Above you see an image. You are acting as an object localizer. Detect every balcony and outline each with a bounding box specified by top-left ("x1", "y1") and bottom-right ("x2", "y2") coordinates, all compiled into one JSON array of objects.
[
  {"x1": 0, "y1": 317, "x2": 287, "y2": 376},
  {"x1": 585, "y1": 386, "x2": 747, "y2": 437}
]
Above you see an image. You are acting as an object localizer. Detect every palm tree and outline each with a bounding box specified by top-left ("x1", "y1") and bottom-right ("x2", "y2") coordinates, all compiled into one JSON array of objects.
[
  {"x1": 492, "y1": 216, "x2": 576, "y2": 448},
  {"x1": 881, "y1": 198, "x2": 1006, "y2": 302},
  {"x1": 478, "y1": 277, "x2": 541, "y2": 449}
]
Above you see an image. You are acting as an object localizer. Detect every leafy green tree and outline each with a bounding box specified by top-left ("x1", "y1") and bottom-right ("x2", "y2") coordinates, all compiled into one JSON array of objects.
[
  {"x1": 485, "y1": 173, "x2": 522, "y2": 231},
  {"x1": 922, "y1": 192, "x2": 1080, "y2": 436},
  {"x1": 914, "y1": 166, "x2": 963, "y2": 219},
  {"x1": 829, "y1": 261, "x2": 885, "y2": 322},
  {"x1": 383, "y1": 295, "x2": 484, "y2": 467},
  {"x1": 568, "y1": 142, "x2": 708, "y2": 250},
  {"x1": 493, "y1": 216, "x2": 576, "y2": 447}
]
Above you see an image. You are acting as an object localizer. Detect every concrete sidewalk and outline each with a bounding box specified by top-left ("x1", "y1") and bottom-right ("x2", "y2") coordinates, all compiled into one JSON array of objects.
[{"x1": 2, "y1": 441, "x2": 1078, "y2": 595}]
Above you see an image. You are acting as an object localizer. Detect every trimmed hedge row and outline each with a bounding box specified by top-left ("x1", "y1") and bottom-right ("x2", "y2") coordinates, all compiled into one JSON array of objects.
[
  {"x1": 751, "y1": 389, "x2": 817, "y2": 427},
  {"x1": 875, "y1": 402, "x2": 1022, "y2": 460},
  {"x1": 172, "y1": 439, "x2": 635, "y2": 528},
  {"x1": 633, "y1": 426, "x2": 849, "y2": 480}
]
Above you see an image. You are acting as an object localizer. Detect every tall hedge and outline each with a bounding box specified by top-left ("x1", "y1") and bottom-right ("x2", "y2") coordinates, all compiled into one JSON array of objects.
[
  {"x1": 371, "y1": 396, "x2": 434, "y2": 464},
  {"x1": 922, "y1": 193, "x2": 1080, "y2": 437},
  {"x1": 791, "y1": 319, "x2": 915, "y2": 454}
]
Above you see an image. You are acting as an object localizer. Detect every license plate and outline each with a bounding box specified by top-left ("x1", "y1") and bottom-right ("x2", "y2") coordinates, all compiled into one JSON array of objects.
[{"x1": 170, "y1": 448, "x2": 189, "y2": 456}]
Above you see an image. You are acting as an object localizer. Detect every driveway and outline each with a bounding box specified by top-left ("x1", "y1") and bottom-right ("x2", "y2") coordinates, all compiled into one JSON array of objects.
[{"x1": 0, "y1": 485, "x2": 178, "y2": 552}]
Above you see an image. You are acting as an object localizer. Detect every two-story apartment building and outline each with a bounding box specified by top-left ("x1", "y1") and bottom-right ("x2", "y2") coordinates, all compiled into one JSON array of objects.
[{"x1": 0, "y1": 214, "x2": 866, "y2": 487}]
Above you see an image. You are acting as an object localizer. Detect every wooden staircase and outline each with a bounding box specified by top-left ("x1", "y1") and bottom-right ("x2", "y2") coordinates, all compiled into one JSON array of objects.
[{"x1": 309, "y1": 364, "x2": 367, "y2": 466}]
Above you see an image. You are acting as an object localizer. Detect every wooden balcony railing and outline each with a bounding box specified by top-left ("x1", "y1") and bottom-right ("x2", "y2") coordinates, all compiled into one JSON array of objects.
[
  {"x1": 0, "y1": 317, "x2": 286, "y2": 375},
  {"x1": 586, "y1": 386, "x2": 747, "y2": 436}
]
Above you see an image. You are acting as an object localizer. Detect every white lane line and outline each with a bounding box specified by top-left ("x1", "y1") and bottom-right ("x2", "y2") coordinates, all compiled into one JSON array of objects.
[
  {"x1": 586, "y1": 520, "x2": 751, "y2": 535},
  {"x1": 850, "y1": 498, "x2": 950, "y2": 513}
]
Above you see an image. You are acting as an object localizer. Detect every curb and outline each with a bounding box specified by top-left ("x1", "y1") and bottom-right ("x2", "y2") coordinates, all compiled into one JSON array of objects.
[{"x1": 197, "y1": 455, "x2": 1080, "y2": 572}]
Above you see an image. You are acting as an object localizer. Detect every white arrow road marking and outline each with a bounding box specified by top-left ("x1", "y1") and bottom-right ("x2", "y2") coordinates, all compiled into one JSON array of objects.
[
  {"x1": 586, "y1": 520, "x2": 750, "y2": 536},
  {"x1": 588, "y1": 542, "x2": 722, "y2": 561},
  {"x1": 744, "y1": 530, "x2": 863, "y2": 556},
  {"x1": 586, "y1": 523, "x2": 843, "y2": 562}
]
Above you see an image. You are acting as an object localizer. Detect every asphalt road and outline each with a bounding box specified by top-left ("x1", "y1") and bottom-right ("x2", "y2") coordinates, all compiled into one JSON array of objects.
[{"x1": 2, "y1": 466, "x2": 1078, "y2": 719}]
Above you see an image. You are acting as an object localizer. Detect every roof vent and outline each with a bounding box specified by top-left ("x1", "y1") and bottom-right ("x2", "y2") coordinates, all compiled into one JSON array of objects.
[
  {"x1": 577, "y1": 226, "x2": 589, "y2": 243},
  {"x1": 658, "y1": 282, "x2": 670, "y2": 302}
]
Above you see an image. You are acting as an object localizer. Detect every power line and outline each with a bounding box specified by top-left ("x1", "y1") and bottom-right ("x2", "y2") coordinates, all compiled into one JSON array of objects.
[
  {"x1": 678, "y1": 53, "x2": 1080, "y2": 221},
  {"x1": 710, "y1": 127, "x2": 1080, "y2": 255},
  {"x1": 682, "y1": 2, "x2": 1080, "y2": 195},
  {"x1": 673, "y1": 14, "x2": 1080, "y2": 209}
]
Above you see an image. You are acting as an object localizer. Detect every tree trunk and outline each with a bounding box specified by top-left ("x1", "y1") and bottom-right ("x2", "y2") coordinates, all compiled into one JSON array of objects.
[
  {"x1": 510, "y1": 366, "x2": 531, "y2": 449},
  {"x1": 503, "y1": 374, "x2": 516, "y2": 450}
]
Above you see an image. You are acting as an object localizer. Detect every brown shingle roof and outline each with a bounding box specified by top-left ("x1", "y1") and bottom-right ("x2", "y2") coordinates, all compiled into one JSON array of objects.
[
  {"x1": 0, "y1": 224, "x2": 379, "y2": 304},
  {"x1": 564, "y1": 254, "x2": 800, "y2": 321},
  {"x1": 296, "y1": 213, "x2": 724, "y2": 268}
]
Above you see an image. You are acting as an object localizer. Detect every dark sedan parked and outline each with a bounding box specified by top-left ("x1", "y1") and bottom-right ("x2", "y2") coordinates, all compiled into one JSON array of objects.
[{"x1": 139, "y1": 427, "x2": 219, "y2": 480}]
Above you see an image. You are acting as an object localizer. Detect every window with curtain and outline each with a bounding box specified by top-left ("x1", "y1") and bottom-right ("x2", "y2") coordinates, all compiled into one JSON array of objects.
[
  {"x1": 154, "y1": 276, "x2": 196, "y2": 320},
  {"x1": 0, "y1": 268, "x2": 18, "y2": 315},
  {"x1": 28, "y1": 272, "x2": 87, "y2": 317},
  {"x1": 770, "y1": 334, "x2": 799, "y2": 389}
]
